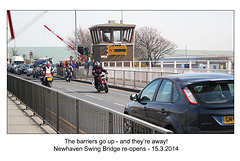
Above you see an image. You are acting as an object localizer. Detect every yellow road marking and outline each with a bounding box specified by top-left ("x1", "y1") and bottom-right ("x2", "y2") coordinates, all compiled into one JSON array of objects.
[{"x1": 46, "y1": 108, "x2": 86, "y2": 134}]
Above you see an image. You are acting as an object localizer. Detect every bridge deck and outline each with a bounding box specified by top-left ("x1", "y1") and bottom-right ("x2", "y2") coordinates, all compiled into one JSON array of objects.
[{"x1": 7, "y1": 95, "x2": 56, "y2": 134}]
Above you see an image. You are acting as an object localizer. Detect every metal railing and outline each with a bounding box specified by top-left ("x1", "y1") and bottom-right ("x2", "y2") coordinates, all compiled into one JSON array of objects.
[
  {"x1": 7, "y1": 74, "x2": 173, "y2": 134},
  {"x1": 57, "y1": 67, "x2": 177, "y2": 89},
  {"x1": 106, "y1": 69, "x2": 176, "y2": 88},
  {"x1": 102, "y1": 60, "x2": 234, "y2": 75},
  {"x1": 57, "y1": 59, "x2": 233, "y2": 90}
]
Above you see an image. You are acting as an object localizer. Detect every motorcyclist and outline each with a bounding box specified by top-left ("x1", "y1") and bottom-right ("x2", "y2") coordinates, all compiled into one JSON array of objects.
[
  {"x1": 40, "y1": 62, "x2": 46, "y2": 82},
  {"x1": 92, "y1": 61, "x2": 107, "y2": 89},
  {"x1": 42, "y1": 61, "x2": 53, "y2": 83},
  {"x1": 65, "y1": 62, "x2": 73, "y2": 79}
]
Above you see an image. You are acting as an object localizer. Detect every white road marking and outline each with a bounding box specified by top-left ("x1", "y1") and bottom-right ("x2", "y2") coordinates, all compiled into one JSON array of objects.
[
  {"x1": 54, "y1": 86, "x2": 62, "y2": 89},
  {"x1": 84, "y1": 94, "x2": 103, "y2": 100},
  {"x1": 114, "y1": 103, "x2": 125, "y2": 107}
]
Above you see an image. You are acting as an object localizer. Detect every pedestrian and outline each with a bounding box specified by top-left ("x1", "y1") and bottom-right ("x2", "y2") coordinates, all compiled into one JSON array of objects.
[{"x1": 84, "y1": 60, "x2": 91, "y2": 80}]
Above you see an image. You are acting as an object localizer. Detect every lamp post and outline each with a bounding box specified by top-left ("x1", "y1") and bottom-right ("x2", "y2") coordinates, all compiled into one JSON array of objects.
[{"x1": 75, "y1": 11, "x2": 78, "y2": 59}]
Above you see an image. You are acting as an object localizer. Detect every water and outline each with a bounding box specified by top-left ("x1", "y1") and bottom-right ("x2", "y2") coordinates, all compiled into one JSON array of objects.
[
  {"x1": 8, "y1": 46, "x2": 233, "y2": 63},
  {"x1": 8, "y1": 46, "x2": 75, "y2": 62}
]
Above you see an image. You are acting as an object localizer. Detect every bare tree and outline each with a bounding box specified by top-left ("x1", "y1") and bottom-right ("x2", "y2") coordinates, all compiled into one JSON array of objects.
[
  {"x1": 67, "y1": 26, "x2": 92, "y2": 51},
  {"x1": 9, "y1": 47, "x2": 19, "y2": 56},
  {"x1": 135, "y1": 26, "x2": 177, "y2": 61}
]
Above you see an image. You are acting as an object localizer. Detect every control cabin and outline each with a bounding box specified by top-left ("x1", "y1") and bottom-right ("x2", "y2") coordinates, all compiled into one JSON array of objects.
[{"x1": 89, "y1": 20, "x2": 136, "y2": 62}]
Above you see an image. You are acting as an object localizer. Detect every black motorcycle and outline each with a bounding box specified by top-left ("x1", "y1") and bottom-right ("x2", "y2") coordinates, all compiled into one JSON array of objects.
[
  {"x1": 94, "y1": 73, "x2": 108, "y2": 93},
  {"x1": 41, "y1": 75, "x2": 53, "y2": 87},
  {"x1": 65, "y1": 69, "x2": 72, "y2": 82}
]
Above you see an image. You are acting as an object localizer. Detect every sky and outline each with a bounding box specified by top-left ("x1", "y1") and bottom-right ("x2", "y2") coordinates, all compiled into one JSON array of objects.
[{"x1": 7, "y1": 10, "x2": 233, "y2": 51}]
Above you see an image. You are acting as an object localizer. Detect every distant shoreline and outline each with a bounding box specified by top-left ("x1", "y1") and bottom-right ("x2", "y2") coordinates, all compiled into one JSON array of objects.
[{"x1": 7, "y1": 46, "x2": 234, "y2": 62}]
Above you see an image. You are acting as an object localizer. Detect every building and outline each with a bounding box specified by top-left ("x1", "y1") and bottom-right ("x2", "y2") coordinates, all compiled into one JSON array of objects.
[{"x1": 89, "y1": 20, "x2": 136, "y2": 63}]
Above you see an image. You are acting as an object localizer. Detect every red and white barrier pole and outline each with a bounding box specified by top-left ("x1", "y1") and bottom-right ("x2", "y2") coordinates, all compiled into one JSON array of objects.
[{"x1": 44, "y1": 25, "x2": 92, "y2": 65}]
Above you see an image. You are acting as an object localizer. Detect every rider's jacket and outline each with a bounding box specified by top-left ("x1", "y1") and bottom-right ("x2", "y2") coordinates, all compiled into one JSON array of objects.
[
  {"x1": 92, "y1": 67, "x2": 107, "y2": 77},
  {"x1": 44, "y1": 66, "x2": 52, "y2": 76}
]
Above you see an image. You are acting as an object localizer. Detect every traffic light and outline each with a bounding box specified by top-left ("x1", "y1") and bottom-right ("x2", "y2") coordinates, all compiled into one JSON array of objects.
[
  {"x1": 78, "y1": 46, "x2": 84, "y2": 55},
  {"x1": 84, "y1": 47, "x2": 89, "y2": 55},
  {"x1": 78, "y1": 46, "x2": 89, "y2": 55}
]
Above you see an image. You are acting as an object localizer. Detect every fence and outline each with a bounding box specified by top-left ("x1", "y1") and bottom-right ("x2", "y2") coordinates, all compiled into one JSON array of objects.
[
  {"x1": 102, "y1": 60, "x2": 234, "y2": 75},
  {"x1": 7, "y1": 74, "x2": 173, "y2": 134},
  {"x1": 57, "y1": 59, "x2": 233, "y2": 90},
  {"x1": 57, "y1": 67, "x2": 177, "y2": 89}
]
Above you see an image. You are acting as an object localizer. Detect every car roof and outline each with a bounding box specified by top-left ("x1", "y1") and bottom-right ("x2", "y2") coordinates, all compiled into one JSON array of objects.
[{"x1": 156, "y1": 73, "x2": 234, "y2": 88}]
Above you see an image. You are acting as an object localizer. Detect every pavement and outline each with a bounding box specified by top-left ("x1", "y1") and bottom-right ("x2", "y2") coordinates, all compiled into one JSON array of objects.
[{"x1": 7, "y1": 93, "x2": 57, "y2": 134}]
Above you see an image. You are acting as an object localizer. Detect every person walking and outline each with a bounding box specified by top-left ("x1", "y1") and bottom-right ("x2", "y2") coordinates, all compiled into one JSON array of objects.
[{"x1": 84, "y1": 60, "x2": 91, "y2": 80}]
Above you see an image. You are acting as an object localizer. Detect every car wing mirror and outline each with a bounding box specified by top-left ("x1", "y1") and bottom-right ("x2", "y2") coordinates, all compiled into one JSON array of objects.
[{"x1": 130, "y1": 94, "x2": 138, "y2": 101}]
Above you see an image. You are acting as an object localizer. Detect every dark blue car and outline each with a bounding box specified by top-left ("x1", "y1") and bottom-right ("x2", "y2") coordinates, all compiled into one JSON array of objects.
[{"x1": 124, "y1": 73, "x2": 234, "y2": 134}]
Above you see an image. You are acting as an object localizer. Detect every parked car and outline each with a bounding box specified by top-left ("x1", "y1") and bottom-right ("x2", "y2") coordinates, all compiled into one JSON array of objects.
[
  {"x1": 15, "y1": 65, "x2": 23, "y2": 75},
  {"x1": 15, "y1": 64, "x2": 29, "y2": 75},
  {"x1": 124, "y1": 73, "x2": 234, "y2": 134},
  {"x1": 23, "y1": 64, "x2": 30, "y2": 74},
  {"x1": 26, "y1": 64, "x2": 34, "y2": 76}
]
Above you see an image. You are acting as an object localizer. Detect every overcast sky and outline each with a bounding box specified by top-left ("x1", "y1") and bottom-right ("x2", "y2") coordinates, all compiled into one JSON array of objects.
[{"x1": 7, "y1": 10, "x2": 233, "y2": 51}]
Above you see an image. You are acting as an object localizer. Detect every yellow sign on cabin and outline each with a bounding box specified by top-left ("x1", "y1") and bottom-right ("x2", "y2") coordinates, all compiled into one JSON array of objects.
[{"x1": 107, "y1": 46, "x2": 127, "y2": 55}]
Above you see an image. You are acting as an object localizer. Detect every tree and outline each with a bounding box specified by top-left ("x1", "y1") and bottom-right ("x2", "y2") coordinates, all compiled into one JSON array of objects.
[
  {"x1": 67, "y1": 26, "x2": 92, "y2": 53},
  {"x1": 9, "y1": 47, "x2": 19, "y2": 56},
  {"x1": 134, "y1": 26, "x2": 177, "y2": 61}
]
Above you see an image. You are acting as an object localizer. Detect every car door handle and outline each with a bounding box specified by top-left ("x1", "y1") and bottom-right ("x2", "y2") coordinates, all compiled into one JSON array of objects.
[
  {"x1": 161, "y1": 108, "x2": 167, "y2": 114},
  {"x1": 144, "y1": 106, "x2": 147, "y2": 111}
]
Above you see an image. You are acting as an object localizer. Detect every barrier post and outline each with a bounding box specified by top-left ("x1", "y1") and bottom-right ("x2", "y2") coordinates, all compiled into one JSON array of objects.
[
  {"x1": 76, "y1": 99, "x2": 79, "y2": 134},
  {"x1": 42, "y1": 88, "x2": 45, "y2": 124},
  {"x1": 108, "y1": 112, "x2": 113, "y2": 134},
  {"x1": 134, "y1": 71, "x2": 136, "y2": 88},
  {"x1": 114, "y1": 70, "x2": 116, "y2": 85},
  {"x1": 123, "y1": 70, "x2": 125, "y2": 86},
  {"x1": 56, "y1": 92, "x2": 60, "y2": 133}
]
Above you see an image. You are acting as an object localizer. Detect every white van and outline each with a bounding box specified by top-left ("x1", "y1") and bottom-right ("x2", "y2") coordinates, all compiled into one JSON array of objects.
[
  {"x1": 10, "y1": 56, "x2": 24, "y2": 73},
  {"x1": 11, "y1": 56, "x2": 24, "y2": 66}
]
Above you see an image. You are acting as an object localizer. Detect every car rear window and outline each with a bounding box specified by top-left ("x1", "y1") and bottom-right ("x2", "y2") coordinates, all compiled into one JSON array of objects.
[{"x1": 188, "y1": 80, "x2": 234, "y2": 105}]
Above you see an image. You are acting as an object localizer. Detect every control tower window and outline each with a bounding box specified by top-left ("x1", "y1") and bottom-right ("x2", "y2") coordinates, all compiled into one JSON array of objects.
[
  {"x1": 113, "y1": 29, "x2": 121, "y2": 42},
  {"x1": 122, "y1": 29, "x2": 132, "y2": 42},
  {"x1": 102, "y1": 29, "x2": 111, "y2": 42}
]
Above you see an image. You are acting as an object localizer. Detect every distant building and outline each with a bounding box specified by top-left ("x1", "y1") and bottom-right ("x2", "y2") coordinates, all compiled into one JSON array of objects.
[
  {"x1": 196, "y1": 56, "x2": 233, "y2": 70},
  {"x1": 157, "y1": 56, "x2": 233, "y2": 70}
]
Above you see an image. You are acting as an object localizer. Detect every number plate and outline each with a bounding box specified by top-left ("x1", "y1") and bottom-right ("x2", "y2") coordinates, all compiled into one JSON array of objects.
[
  {"x1": 221, "y1": 116, "x2": 234, "y2": 124},
  {"x1": 47, "y1": 77, "x2": 52, "y2": 81}
]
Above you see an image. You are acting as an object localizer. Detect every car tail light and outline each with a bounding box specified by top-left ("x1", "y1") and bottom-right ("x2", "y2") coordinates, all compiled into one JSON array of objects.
[{"x1": 183, "y1": 87, "x2": 198, "y2": 105}]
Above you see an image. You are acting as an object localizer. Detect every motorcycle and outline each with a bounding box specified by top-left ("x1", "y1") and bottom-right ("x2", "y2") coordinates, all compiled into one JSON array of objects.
[
  {"x1": 41, "y1": 75, "x2": 53, "y2": 87},
  {"x1": 95, "y1": 73, "x2": 108, "y2": 93},
  {"x1": 65, "y1": 69, "x2": 72, "y2": 82}
]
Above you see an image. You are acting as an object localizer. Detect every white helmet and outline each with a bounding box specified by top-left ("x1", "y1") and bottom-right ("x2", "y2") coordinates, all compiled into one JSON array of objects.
[{"x1": 94, "y1": 61, "x2": 100, "y2": 68}]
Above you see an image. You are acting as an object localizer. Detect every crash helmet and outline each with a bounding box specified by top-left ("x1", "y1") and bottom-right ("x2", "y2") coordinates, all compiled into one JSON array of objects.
[
  {"x1": 94, "y1": 61, "x2": 100, "y2": 68},
  {"x1": 46, "y1": 61, "x2": 50, "y2": 67}
]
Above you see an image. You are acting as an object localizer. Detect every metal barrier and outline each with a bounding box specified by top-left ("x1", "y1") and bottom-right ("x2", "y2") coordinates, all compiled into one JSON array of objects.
[
  {"x1": 7, "y1": 74, "x2": 173, "y2": 134},
  {"x1": 57, "y1": 64, "x2": 233, "y2": 90},
  {"x1": 57, "y1": 67, "x2": 176, "y2": 89},
  {"x1": 106, "y1": 69, "x2": 176, "y2": 88}
]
